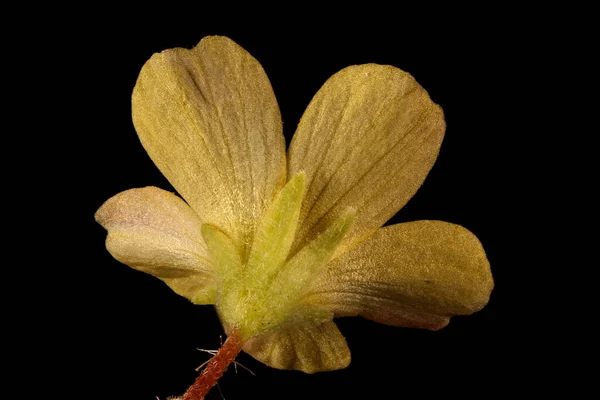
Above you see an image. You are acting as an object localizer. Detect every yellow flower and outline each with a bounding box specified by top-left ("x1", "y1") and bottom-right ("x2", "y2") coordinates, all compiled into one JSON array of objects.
[{"x1": 95, "y1": 36, "x2": 493, "y2": 397}]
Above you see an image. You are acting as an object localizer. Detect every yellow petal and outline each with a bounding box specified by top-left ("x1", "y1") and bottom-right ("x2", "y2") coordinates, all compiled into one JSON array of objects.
[
  {"x1": 288, "y1": 64, "x2": 445, "y2": 256},
  {"x1": 302, "y1": 221, "x2": 493, "y2": 330},
  {"x1": 162, "y1": 276, "x2": 216, "y2": 305},
  {"x1": 243, "y1": 320, "x2": 350, "y2": 374},
  {"x1": 95, "y1": 187, "x2": 216, "y2": 304},
  {"x1": 132, "y1": 36, "x2": 286, "y2": 261}
]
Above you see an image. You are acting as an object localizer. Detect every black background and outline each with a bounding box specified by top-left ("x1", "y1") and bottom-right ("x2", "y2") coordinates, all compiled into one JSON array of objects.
[{"x1": 67, "y1": 17, "x2": 532, "y2": 400}]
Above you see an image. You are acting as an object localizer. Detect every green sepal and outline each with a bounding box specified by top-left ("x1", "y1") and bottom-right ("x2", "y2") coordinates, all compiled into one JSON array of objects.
[
  {"x1": 271, "y1": 208, "x2": 356, "y2": 306},
  {"x1": 201, "y1": 223, "x2": 243, "y2": 287},
  {"x1": 245, "y1": 172, "x2": 306, "y2": 281}
]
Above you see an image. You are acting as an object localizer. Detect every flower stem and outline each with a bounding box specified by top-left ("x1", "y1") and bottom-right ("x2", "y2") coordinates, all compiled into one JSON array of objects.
[{"x1": 183, "y1": 330, "x2": 244, "y2": 400}]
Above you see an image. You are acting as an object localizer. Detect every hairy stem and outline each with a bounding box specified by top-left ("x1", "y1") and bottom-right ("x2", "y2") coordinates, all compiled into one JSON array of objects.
[{"x1": 182, "y1": 330, "x2": 244, "y2": 400}]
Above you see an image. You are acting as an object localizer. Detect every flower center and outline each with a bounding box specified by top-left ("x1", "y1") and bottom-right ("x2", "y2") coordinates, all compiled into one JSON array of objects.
[{"x1": 203, "y1": 173, "x2": 355, "y2": 341}]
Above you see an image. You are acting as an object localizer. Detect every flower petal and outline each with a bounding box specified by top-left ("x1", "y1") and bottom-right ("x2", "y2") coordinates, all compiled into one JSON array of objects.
[
  {"x1": 301, "y1": 221, "x2": 493, "y2": 330},
  {"x1": 288, "y1": 64, "x2": 445, "y2": 255},
  {"x1": 95, "y1": 187, "x2": 216, "y2": 304},
  {"x1": 132, "y1": 36, "x2": 286, "y2": 260},
  {"x1": 243, "y1": 320, "x2": 350, "y2": 374}
]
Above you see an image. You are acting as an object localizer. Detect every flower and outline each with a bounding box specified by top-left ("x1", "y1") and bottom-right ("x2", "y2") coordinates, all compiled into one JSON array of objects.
[{"x1": 95, "y1": 36, "x2": 493, "y2": 395}]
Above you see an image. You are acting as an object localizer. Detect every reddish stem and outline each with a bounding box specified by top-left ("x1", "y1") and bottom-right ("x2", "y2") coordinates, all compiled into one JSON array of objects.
[{"x1": 182, "y1": 330, "x2": 244, "y2": 400}]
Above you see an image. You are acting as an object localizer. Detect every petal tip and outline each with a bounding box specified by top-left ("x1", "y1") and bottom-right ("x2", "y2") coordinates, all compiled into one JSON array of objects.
[{"x1": 94, "y1": 196, "x2": 115, "y2": 228}]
